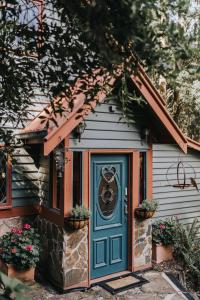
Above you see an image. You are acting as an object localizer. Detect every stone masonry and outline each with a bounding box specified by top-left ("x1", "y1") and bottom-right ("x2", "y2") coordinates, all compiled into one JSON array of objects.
[
  {"x1": 0, "y1": 215, "x2": 151, "y2": 289},
  {"x1": 133, "y1": 218, "x2": 152, "y2": 269},
  {"x1": 35, "y1": 216, "x2": 88, "y2": 291}
]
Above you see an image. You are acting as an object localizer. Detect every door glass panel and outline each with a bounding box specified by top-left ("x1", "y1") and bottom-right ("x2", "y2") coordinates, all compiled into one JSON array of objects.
[{"x1": 98, "y1": 167, "x2": 118, "y2": 216}]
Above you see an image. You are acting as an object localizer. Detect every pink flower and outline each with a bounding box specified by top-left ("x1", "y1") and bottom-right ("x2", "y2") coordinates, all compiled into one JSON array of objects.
[
  {"x1": 160, "y1": 224, "x2": 166, "y2": 230},
  {"x1": 25, "y1": 245, "x2": 33, "y2": 251},
  {"x1": 11, "y1": 228, "x2": 23, "y2": 234},
  {"x1": 11, "y1": 228, "x2": 18, "y2": 234},
  {"x1": 24, "y1": 224, "x2": 31, "y2": 230}
]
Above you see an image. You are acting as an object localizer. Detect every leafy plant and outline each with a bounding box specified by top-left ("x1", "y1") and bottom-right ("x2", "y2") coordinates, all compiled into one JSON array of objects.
[
  {"x1": 152, "y1": 217, "x2": 176, "y2": 245},
  {"x1": 0, "y1": 271, "x2": 30, "y2": 300},
  {"x1": 71, "y1": 205, "x2": 90, "y2": 219},
  {"x1": 0, "y1": 224, "x2": 40, "y2": 270},
  {"x1": 141, "y1": 199, "x2": 159, "y2": 212},
  {"x1": 173, "y1": 218, "x2": 200, "y2": 288},
  {"x1": 0, "y1": 0, "x2": 200, "y2": 148}
]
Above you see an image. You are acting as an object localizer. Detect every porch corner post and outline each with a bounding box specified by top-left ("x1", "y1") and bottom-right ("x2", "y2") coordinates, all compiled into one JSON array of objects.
[
  {"x1": 132, "y1": 148, "x2": 153, "y2": 272},
  {"x1": 63, "y1": 137, "x2": 73, "y2": 217},
  {"x1": 132, "y1": 151, "x2": 140, "y2": 271},
  {"x1": 146, "y1": 146, "x2": 153, "y2": 199},
  {"x1": 82, "y1": 150, "x2": 90, "y2": 287},
  {"x1": 82, "y1": 151, "x2": 90, "y2": 209}
]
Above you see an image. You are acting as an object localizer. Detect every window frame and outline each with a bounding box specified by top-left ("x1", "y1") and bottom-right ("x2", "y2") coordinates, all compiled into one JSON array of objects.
[
  {"x1": 72, "y1": 151, "x2": 83, "y2": 207},
  {"x1": 0, "y1": 147, "x2": 12, "y2": 210},
  {"x1": 49, "y1": 143, "x2": 65, "y2": 211},
  {"x1": 139, "y1": 151, "x2": 147, "y2": 205}
]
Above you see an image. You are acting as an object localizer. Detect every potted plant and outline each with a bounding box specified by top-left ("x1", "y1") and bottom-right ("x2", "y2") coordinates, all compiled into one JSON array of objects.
[
  {"x1": 152, "y1": 217, "x2": 176, "y2": 263},
  {"x1": 134, "y1": 199, "x2": 158, "y2": 219},
  {"x1": 65, "y1": 205, "x2": 91, "y2": 230},
  {"x1": 0, "y1": 224, "x2": 40, "y2": 281}
]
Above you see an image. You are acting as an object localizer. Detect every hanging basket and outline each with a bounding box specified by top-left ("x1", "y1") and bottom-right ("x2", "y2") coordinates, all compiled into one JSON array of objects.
[
  {"x1": 65, "y1": 217, "x2": 89, "y2": 230},
  {"x1": 134, "y1": 208, "x2": 155, "y2": 220}
]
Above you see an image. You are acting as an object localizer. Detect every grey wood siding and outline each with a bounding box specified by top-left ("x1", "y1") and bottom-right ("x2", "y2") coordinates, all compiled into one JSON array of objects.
[
  {"x1": 12, "y1": 147, "x2": 40, "y2": 207},
  {"x1": 0, "y1": 5, "x2": 57, "y2": 208},
  {"x1": 12, "y1": 147, "x2": 49, "y2": 208},
  {"x1": 153, "y1": 144, "x2": 200, "y2": 225},
  {"x1": 0, "y1": 88, "x2": 48, "y2": 131},
  {"x1": 69, "y1": 101, "x2": 149, "y2": 150}
]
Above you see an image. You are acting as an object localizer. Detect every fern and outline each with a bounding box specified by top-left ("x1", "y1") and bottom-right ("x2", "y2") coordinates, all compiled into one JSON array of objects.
[{"x1": 173, "y1": 218, "x2": 200, "y2": 289}]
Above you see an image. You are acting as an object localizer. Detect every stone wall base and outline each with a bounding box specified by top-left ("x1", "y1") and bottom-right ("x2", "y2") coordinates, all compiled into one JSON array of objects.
[
  {"x1": 134, "y1": 218, "x2": 152, "y2": 269},
  {"x1": 35, "y1": 216, "x2": 88, "y2": 290},
  {"x1": 0, "y1": 215, "x2": 152, "y2": 290}
]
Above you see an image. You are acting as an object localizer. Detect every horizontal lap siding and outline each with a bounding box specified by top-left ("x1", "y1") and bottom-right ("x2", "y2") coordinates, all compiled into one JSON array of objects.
[
  {"x1": 12, "y1": 148, "x2": 40, "y2": 207},
  {"x1": 12, "y1": 148, "x2": 49, "y2": 208},
  {"x1": 0, "y1": 7, "x2": 57, "y2": 208},
  {"x1": 0, "y1": 92, "x2": 48, "y2": 132},
  {"x1": 0, "y1": 6, "x2": 56, "y2": 131},
  {"x1": 69, "y1": 102, "x2": 148, "y2": 150},
  {"x1": 153, "y1": 144, "x2": 200, "y2": 225}
]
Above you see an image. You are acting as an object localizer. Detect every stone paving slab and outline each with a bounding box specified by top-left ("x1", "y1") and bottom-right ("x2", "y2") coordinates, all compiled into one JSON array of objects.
[{"x1": 25, "y1": 271, "x2": 187, "y2": 300}]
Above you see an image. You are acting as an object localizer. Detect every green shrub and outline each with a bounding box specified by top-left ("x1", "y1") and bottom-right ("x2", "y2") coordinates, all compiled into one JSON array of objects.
[
  {"x1": 141, "y1": 199, "x2": 159, "y2": 211},
  {"x1": 0, "y1": 224, "x2": 40, "y2": 270},
  {"x1": 152, "y1": 217, "x2": 176, "y2": 246},
  {"x1": 0, "y1": 271, "x2": 30, "y2": 300},
  {"x1": 173, "y1": 218, "x2": 200, "y2": 288},
  {"x1": 71, "y1": 205, "x2": 90, "y2": 219}
]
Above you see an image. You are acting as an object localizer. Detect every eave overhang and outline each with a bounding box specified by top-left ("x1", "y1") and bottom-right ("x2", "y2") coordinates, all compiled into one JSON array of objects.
[{"x1": 19, "y1": 64, "x2": 198, "y2": 156}]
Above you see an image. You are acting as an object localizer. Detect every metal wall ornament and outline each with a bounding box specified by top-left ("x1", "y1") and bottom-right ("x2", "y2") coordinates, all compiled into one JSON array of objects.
[{"x1": 166, "y1": 159, "x2": 199, "y2": 191}]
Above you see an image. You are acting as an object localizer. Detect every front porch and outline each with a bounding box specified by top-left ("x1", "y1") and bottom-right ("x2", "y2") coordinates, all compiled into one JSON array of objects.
[{"x1": 25, "y1": 270, "x2": 187, "y2": 300}]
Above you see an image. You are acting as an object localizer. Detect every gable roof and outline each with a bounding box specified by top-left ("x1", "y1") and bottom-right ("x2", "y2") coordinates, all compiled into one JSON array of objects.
[
  {"x1": 187, "y1": 138, "x2": 200, "y2": 152},
  {"x1": 20, "y1": 63, "x2": 199, "y2": 156}
]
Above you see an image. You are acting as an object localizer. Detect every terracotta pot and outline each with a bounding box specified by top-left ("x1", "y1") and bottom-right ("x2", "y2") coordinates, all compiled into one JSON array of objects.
[
  {"x1": 65, "y1": 217, "x2": 89, "y2": 230},
  {"x1": 152, "y1": 243, "x2": 173, "y2": 264},
  {"x1": 0, "y1": 259, "x2": 35, "y2": 281},
  {"x1": 134, "y1": 208, "x2": 155, "y2": 219}
]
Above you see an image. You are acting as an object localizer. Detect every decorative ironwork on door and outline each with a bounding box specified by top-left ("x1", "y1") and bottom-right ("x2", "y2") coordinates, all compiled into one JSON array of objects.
[{"x1": 98, "y1": 166, "x2": 118, "y2": 217}]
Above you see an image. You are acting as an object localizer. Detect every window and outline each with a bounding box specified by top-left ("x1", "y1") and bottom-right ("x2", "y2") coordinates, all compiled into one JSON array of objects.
[
  {"x1": 139, "y1": 152, "x2": 147, "y2": 204},
  {"x1": 49, "y1": 148, "x2": 83, "y2": 210},
  {"x1": 0, "y1": 0, "x2": 43, "y2": 52},
  {"x1": 73, "y1": 152, "x2": 82, "y2": 207},
  {"x1": 50, "y1": 142, "x2": 64, "y2": 210},
  {"x1": 0, "y1": 151, "x2": 12, "y2": 209}
]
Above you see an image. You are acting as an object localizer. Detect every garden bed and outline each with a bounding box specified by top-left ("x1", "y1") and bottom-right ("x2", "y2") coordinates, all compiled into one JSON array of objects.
[{"x1": 153, "y1": 260, "x2": 200, "y2": 299}]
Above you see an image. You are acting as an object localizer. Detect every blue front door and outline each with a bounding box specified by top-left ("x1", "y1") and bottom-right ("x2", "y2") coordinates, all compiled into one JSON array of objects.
[{"x1": 91, "y1": 154, "x2": 128, "y2": 279}]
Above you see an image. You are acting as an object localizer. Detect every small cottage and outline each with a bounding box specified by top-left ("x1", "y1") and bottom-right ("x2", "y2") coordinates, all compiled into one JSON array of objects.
[{"x1": 0, "y1": 63, "x2": 200, "y2": 291}]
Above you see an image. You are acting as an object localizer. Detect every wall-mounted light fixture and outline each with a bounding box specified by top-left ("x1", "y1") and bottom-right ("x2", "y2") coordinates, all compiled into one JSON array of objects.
[
  {"x1": 141, "y1": 128, "x2": 150, "y2": 144},
  {"x1": 74, "y1": 121, "x2": 87, "y2": 142},
  {"x1": 109, "y1": 105, "x2": 115, "y2": 113},
  {"x1": 53, "y1": 144, "x2": 64, "y2": 178}
]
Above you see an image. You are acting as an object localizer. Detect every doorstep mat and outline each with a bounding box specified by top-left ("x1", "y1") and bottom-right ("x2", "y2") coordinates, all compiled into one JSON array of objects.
[{"x1": 98, "y1": 273, "x2": 149, "y2": 295}]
